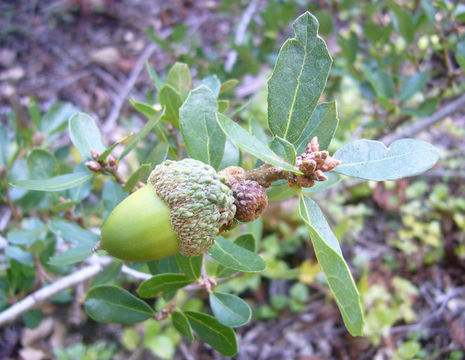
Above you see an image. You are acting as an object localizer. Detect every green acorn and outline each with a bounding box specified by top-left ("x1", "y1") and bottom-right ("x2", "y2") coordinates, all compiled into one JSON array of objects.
[{"x1": 101, "y1": 159, "x2": 237, "y2": 262}]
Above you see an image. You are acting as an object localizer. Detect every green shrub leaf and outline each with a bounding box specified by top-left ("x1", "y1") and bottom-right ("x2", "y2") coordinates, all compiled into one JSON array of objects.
[
  {"x1": 137, "y1": 273, "x2": 192, "y2": 298},
  {"x1": 85, "y1": 285, "x2": 154, "y2": 324},
  {"x1": 48, "y1": 220, "x2": 99, "y2": 245},
  {"x1": 185, "y1": 311, "x2": 238, "y2": 357},
  {"x1": 294, "y1": 101, "x2": 338, "y2": 154},
  {"x1": 130, "y1": 99, "x2": 158, "y2": 118},
  {"x1": 166, "y1": 62, "x2": 191, "y2": 100},
  {"x1": 199, "y1": 75, "x2": 221, "y2": 97},
  {"x1": 180, "y1": 86, "x2": 225, "y2": 170},
  {"x1": 208, "y1": 236, "x2": 265, "y2": 272},
  {"x1": 119, "y1": 109, "x2": 164, "y2": 160},
  {"x1": 48, "y1": 245, "x2": 93, "y2": 266},
  {"x1": 10, "y1": 172, "x2": 93, "y2": 192},
  {"x1": 268, "y1": 11, "x2": 332, "y2": 143},
  {"x1": 172, "y1": 311, "x2": 194, "y2": 342},
  {"x1": 209, "y1": 292, "x2": 252, "y2": 327},
  {"x1": 270, "y1": 137, "x2": 296, "y2": 165},
  {"x1": 68, "y1": 113, "x2": 106, "y2": 159},
  {"x1": 216, "y1": 113, "x2": 301, "y2": 174},
  {"x1": 299, "y1": 196, "x2": 364, "y2": 336},
  {"x1": 398, "y1": 72, "x2": 429, "y2": 103},
  {"x1": 175, "y1": 254, "x2": 202, "y2": 280},
  {"x1": 215, "y1": 233, "x2": 257, "y2": 278},
  {"x1": 123, "y1": 164, "x2": 151, "y2": 192},
  {"x1": 26, "y1": 149, "x2": 56, "y2": 180},
  {"x1": 159, "y1": 84, "x2": 183, "y2": 128},
  {"x1": 333, "y1": 139, "x2": 439, "y2": 180}
]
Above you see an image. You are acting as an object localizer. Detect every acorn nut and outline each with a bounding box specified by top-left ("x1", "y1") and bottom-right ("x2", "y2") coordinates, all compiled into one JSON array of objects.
[{"x1": 101, "y1": 159, "x2": 237, "y2": 261}]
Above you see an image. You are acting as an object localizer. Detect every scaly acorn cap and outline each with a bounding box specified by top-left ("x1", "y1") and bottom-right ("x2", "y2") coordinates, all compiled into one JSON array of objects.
[
  {"x1": 148, "y1": 159, "x2": 236, "y2": 256},
  {"x1": 101, "y1": 159, "x2": 236, "y2": 261}
]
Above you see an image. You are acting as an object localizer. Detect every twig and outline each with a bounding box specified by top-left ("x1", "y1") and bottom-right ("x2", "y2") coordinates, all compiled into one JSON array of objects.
[
  {"x1": 390, "y1": 287, "x2": 465, "y2": 334},
  {"x1": 381, "y1": 93, "x2": 465, "y2": 144},
  {"x1": 0, "y1": 256, "x2": 113, "y2": 327},
  {"x1": 103, "y1": 43, "x2": 158, "y2": 133},
  {"x1": 224, "y1": 0, "x2": 260, "y2": 72},
  {"x1": 121, "y1": 265, "x2": 151, "y2": 280}
]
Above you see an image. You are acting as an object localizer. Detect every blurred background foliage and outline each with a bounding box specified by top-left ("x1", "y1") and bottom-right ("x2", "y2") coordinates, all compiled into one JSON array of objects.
[{"x1": 1, "y1": 0, "x2": 465, "y2": 359}]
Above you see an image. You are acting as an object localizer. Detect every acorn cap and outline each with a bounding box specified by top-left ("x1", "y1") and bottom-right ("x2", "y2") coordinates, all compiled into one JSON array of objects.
[
  {"x1": 149, "y1": 159, "x2": 237, "y2": 256},
  {"x1": 101, "y1": 159, "x2": 237, "y2": 261}
]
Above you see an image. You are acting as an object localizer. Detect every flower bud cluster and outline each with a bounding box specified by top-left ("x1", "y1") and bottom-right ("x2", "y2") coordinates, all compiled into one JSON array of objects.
[{"x1": 289, "y1": 137, "x2": 341, "y2": 188}]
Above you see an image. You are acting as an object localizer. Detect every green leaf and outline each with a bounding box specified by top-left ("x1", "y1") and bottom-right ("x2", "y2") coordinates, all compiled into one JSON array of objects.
[
  {"x1": 333, "y1": 139, "x2": 439, "y2": 181},
  {"x1": 180, "y1": 86, "x2": 225, "y2": 170},
  {"x1": 102, "y1": 179, "x2": 126, "y2": 218},
  {"x1": 48, "y1": 245, "x2": 93, "y2": 266},
  {"x1": 146, "y1": 62, "x2": 163, "y2": 90},
  {"x1": 398, "y1": 72, "x2": 429, "y2": 103},
  {"x1": 199, "y1": 75, "x2": 221, "y2": 97},
  {"x1": 268, "y1": 11, "x2": 332, "y2": 143},
  {"x1": 137, "y1": 273, "x2": 192, "y2": 298},
  {"x1": 361, "y1": 65, "x2": 395, "y2": 99},
  {"x1": 220, "y1": 79, "x2": 239, "y2": 93},
  {"x1": 85, "y1": 285, "x2": 154, "y2": 324},
  {"x1": 299, "y1": 196, "x2": 363, "y2": 336},
  {"x1": 209, "y1": 292, "x2": 252, "y2": 327},
  {"x1": 41, "y1": 102, "x2": 77, "y2": 137},
  {"x1": 215, "y1": 234, "x2": 256, "y2": 278},
  {"x1": 387, "y1": 0, "x2": 414, "y2": 43},
  {"x1": 270, "y1": 137, "x2": 296, "y2": 165},
  {"x1": 26, "y1": 149, "x2": 56, "y2": 180},
  {"x1": 166, "y1": 62, "x2": 191, "y2": 101},
  {"x1": 123, "y1": 164, "x2": 151, "y2": 192},
  {"x1": 401, "y1": 97, "x2": 438, "y2": 118},
  {"x1": 185, "y1": 311, "x2": 238, "y2": 357},
  {"x1": 7, "y1": 227, "x2": 44, "y2": 245},
  {"x1": 217, "y1": 100, "x2": 229, "y2": 113},
  {"x1": 28, "y1": 96, "x2": 41, "y2": 129},
  {"x1": 159, "y1": 84, "x2": 183, "y2": 128},
  {"x1": 216, "y1": 113, "x2": 301, "y2": 174},
  {"x1": 98, "y1": 133, "x2": 133, "y2": 162},
  {"x1": 119, "y1": 108, "x2": 164, "y2": 160},
  {"x1": 6, "y1": 246, "x2": 34, "y2": 266},
  {"x1": 421, "y1": 0, "x2": 436, "y2": 23},
  {"x1": 175, "y1": 254, "x2": 202, "y2": 280},
  {"x1": 129, "y1": 99, "x2": 158, "y2": 118},
  {"x1": 68, "y1": 112, "x2": 106, "y2": 159},
  {"x1": 146, "y1": 141, "x2": 169, "y2": 167},
  {"x1": 208, "y1": 236, "x2": 265, "y2": 273},
  {"x1": 48, "y1": 220, "x2": 99, "y2": 245},
  {"x1": 146, "y1": 27, "x2": 172, "y2": 52},
  {"x1": 0, "y1": 126, "x2": 9, "y2": 167},
  {"x1": 220, "y1": 139, "x2": 240, "y2": 169},
  {"x1": 10, "y1": 172, "x2": 93, "y2": 192},
  {"x1": 172, "y1": 311, "x2": 194, "y2": 342},
  {"x1": 294, "y1": 101, "x2": 338, "y2": 154},
  {"x1": 455, "y1": 35, "x2": 465, "y2": 72},
  {"x1": 91, "y1": 261, "x2": 123, "y2": 287}
]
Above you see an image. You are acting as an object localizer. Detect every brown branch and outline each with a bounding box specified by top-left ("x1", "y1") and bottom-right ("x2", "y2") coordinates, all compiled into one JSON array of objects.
[
  {"x1": 245, "y1": 163, "x2": 288, "y2": 188},
  {"x1": 381, "y1": 92, "x2": 465, "y2": 144},
  {"x1": 103, "y1": 43, "x2": 158, "y2": 133}
]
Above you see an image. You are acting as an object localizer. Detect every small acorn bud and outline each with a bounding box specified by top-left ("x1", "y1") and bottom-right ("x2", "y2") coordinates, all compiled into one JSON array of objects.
[
  {"x1": 86, "y1": 161, "x2": 102, "y2": 172},
  {"x1": 230, "y1": 179, "x2": 268, "y2": 222},
  {"x1": 101, "y1": 159, "x2": 237, "y2": 261}
]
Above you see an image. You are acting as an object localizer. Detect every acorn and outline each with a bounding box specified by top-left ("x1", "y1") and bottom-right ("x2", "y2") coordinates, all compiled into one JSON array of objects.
[{"x1": 101, "y1": 159, "x2": 237, "y2": 262}]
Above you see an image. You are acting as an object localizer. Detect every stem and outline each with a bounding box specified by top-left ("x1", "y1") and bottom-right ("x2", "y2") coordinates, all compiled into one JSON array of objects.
[{"x1": 245, "y1": 163, "x2": 288, "y2": 188}]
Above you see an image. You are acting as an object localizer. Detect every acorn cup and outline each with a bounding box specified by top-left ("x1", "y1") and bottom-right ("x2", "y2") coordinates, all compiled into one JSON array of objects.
[{"x1": 101, "y1": 159, "x2": 237, "y2": 262}]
